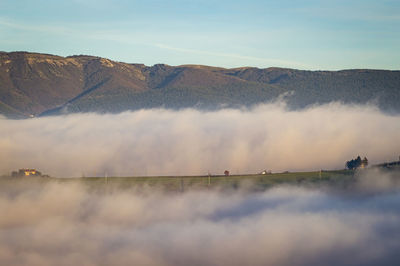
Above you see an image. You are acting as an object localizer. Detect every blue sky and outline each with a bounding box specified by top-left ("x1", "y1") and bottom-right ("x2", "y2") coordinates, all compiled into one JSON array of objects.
[{"x1": 0, "y1": 0, "x2": 399, "y2": 70}]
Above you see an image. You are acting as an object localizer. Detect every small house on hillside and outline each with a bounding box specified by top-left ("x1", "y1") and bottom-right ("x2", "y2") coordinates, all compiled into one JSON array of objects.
[
  {"x1": 360, "y1": 157, "x2": 369, "y2": 168},
  {"x1": 259, "y1": 170, "x2": 272, "y2": 175},
  {"x1": 11, "y1": 169, "x2": 42, "y2": 177}
]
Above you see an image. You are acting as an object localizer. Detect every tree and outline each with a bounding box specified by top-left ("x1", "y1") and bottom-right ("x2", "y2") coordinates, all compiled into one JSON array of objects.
[
  {"x1": 346, "y1": 155, "x2": 364, "y2": 169},
  {"x1": 355, "y1": 156, "x2": 361, "y2": 167}
]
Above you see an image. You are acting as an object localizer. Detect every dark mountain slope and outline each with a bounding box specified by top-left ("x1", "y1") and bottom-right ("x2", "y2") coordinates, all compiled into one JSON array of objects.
[
  {"x1": 48, "y1": 70, "x2": 283, "y2": 114},
  {"x1": 0, "y1": 52, "x2": 399, "y2": 118},
  {"x1": 227, "y1": 68, "x2": 400, "y2": 111},
  {"x1": 0, "y1": 52, "x2": 86, "y2": 116},
  {"x1": 0, "y1": 100, "x2": 26, "y2": 118}
]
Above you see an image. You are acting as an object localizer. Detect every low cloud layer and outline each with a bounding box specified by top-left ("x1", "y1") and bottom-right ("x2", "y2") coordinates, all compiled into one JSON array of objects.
[
  {"x1": 1, "y1": 102, "x2": 400, "y2": 177},
  {"x1": 1, "y1": 170, "x2": 400, "y2": 266}
]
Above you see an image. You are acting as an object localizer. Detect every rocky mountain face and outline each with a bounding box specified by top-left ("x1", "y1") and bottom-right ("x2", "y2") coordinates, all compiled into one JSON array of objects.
[{"x1": 1, "y1": 51, "x2": 399, "y2": 118}]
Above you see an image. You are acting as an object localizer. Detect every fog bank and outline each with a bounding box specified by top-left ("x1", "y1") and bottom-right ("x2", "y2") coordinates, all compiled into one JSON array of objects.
[
  {"x1": 1, "y1": 170, "x2": 400, "y2": 266},
  {"x1": 1, "y1": 102, "x2": 400, "y2": 177}
]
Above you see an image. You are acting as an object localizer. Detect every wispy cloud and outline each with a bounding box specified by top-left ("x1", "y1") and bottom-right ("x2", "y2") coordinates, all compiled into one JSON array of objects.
[
  {"x1": 0, "y1": 17, "x2": 76, "y2": 36},
  {"x1": 154, "y1": 43, "x2": 312, "y2": 69},
  {"x1": 0, "y1": 16, "x2": 312, "y2": 69},
  {"x1": 293, "y1": 4, "x2": 400, "y2": 23}
]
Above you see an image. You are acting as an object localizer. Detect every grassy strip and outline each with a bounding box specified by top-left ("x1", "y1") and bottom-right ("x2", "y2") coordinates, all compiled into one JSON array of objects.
[{"x1": 1, "y1": 170, "x2": 356, "y2": 192}]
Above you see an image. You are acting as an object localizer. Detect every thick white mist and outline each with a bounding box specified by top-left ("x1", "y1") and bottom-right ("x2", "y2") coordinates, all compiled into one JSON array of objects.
[
  {"x1": 1, "y1": 169, "x2": 400, "y2": 266},
  {"x1": 1, "y1": 102, "x2": 400, "y2": 177}
]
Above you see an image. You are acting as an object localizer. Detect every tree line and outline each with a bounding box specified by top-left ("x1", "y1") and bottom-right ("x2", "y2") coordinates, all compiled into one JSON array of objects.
[{"x1": 346, "y1": 156, "x2": 368, "y2": 170}]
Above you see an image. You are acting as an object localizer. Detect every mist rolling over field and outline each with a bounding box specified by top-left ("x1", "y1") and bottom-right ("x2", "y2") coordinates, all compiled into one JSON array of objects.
[
  {"x1": 1, "y1": 169, "x2": 400, "y2": 266},
  {"x1": 2, "y1": 0, "x2": 400, "y2": 265},
  {"x1": 1, "y1": 102, "x2": 400, "y2": 177}
]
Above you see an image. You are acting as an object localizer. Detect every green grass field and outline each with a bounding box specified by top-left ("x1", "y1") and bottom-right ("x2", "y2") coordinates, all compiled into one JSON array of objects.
[{"x1": 1, "y1": 169, "x2": 357, "y2": 192}]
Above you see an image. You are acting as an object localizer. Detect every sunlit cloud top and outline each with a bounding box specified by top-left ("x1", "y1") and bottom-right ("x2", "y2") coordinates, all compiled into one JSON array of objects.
[
  {"x1": 1, "y1": 103, "x2": 400, "y2": 177},
  {"x1": 0, "y1": 0, "x2": 399, "y2": 70}
]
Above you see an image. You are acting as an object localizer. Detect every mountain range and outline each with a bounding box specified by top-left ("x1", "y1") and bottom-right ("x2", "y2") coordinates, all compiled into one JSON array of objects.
[{"x1": 1, "y1": 51, "x2": 399, "y2": 118}]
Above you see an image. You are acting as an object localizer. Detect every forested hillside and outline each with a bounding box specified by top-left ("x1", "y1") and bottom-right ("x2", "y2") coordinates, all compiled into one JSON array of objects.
[{"x1": 1, "y1": 52, "x2": 399, "y2": 118}]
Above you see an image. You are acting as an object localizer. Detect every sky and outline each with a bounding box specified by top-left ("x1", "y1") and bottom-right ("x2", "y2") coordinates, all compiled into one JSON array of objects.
[{"x1": 0, "y1": 0, "x2": 399, "y2": 70}]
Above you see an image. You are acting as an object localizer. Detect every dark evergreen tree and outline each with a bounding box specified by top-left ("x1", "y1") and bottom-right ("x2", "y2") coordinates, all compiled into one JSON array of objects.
[{"x1": 346, "y1": 155, "x2": 364, "y2": 169}]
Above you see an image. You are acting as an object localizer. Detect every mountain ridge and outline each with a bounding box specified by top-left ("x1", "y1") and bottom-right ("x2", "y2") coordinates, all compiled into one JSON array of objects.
[{"x1": 1, "y1": 51, "x2": 399, "y2": 118}]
